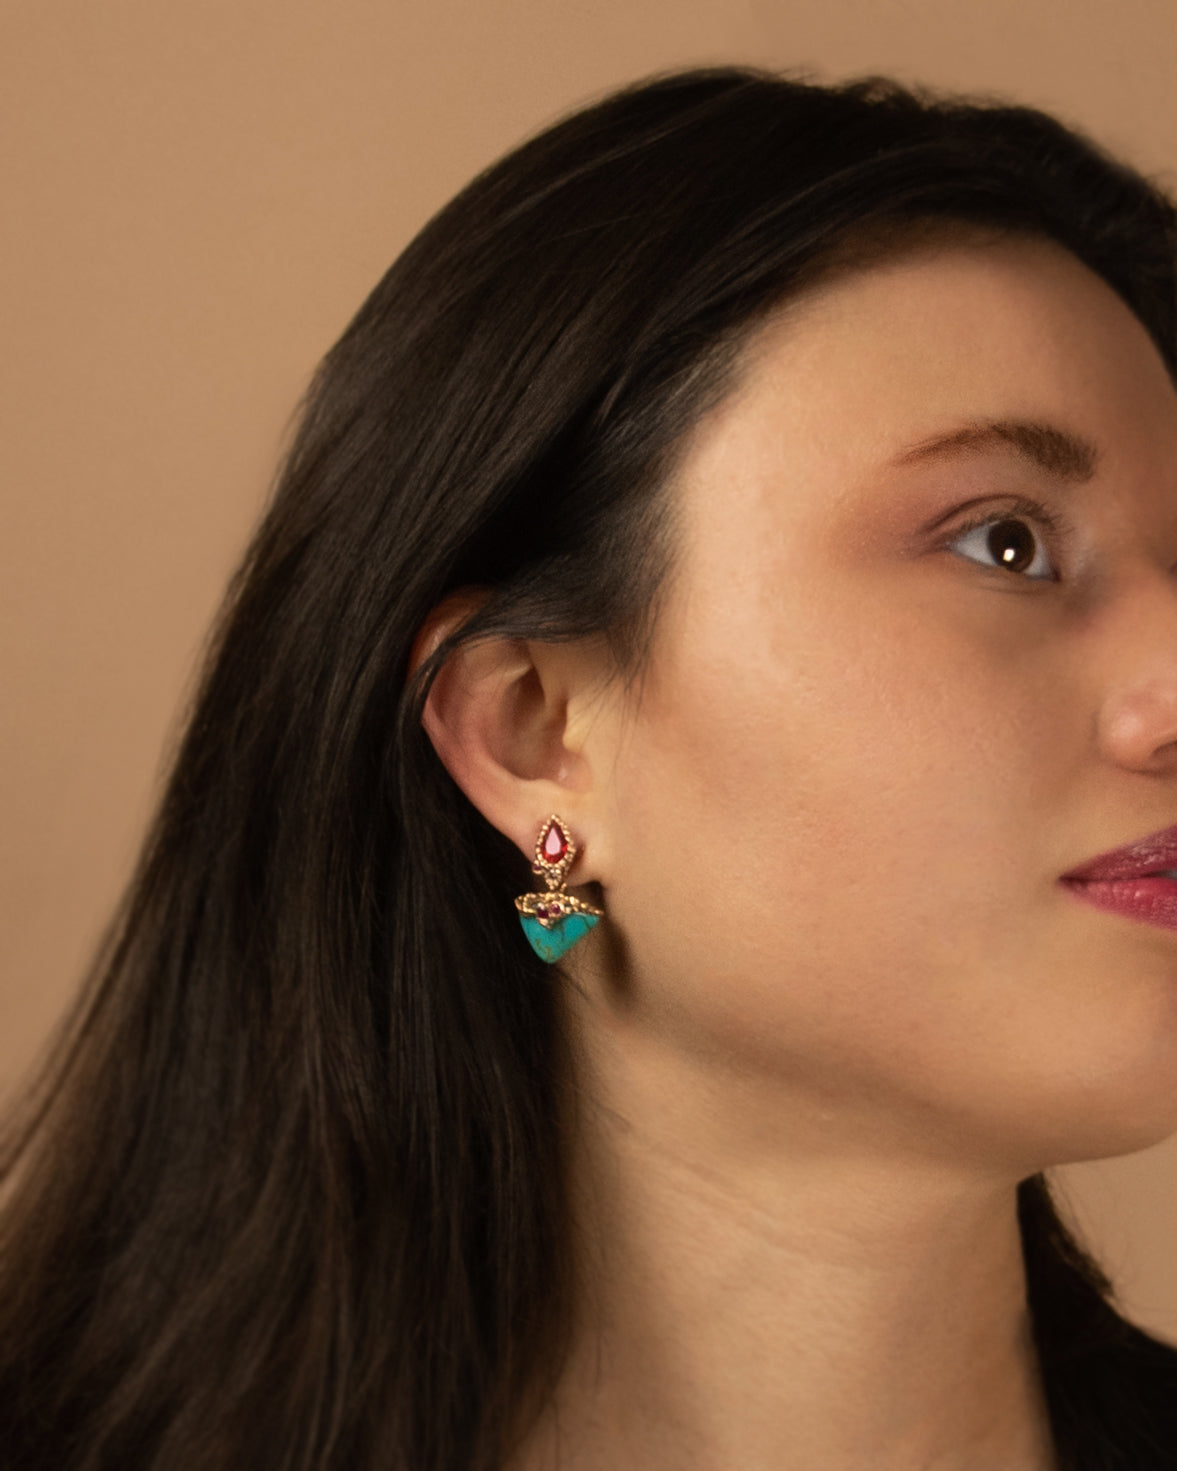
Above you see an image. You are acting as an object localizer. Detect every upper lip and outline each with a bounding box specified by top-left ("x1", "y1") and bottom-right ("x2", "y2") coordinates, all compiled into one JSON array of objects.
[{"x1": 1062, "y1": 822, "x2": 1177, "y2": 882}]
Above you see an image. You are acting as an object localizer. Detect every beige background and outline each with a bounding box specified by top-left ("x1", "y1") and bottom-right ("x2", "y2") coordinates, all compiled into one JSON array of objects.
[{"x1": 4, "y1": 0, "x2": 1177, "y2": 1336}]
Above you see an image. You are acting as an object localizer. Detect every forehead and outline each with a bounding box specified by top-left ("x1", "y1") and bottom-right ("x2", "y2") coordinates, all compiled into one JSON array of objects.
[
  {"x1": 744, "y1": 235, "x2": 1163, "y2": 430},
  {"x1": 668, "y1": 236, "x2": 1177, "y2": 535}
]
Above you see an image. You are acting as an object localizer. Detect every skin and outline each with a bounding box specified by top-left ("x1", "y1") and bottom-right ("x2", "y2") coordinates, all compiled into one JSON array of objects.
[{"x1": 415, "y1": 234, "x2": 1177, "y2": 1469}]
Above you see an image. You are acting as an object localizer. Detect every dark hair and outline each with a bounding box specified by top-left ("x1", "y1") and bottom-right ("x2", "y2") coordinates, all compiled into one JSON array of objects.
[{"x1": 3, "y1": 65, "x2": 1177, "y2": 1471}]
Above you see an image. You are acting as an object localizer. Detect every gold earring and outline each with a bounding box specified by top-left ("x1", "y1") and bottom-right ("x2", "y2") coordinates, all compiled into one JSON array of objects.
[{"x1": 514, "y1": 814, "x2": 604, "y2": 962}]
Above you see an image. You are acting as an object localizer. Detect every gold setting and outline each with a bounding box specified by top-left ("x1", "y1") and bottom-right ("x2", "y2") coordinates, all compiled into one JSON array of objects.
[{"x1": 514, "y1": 814, "x2": 605, "y2": 929}]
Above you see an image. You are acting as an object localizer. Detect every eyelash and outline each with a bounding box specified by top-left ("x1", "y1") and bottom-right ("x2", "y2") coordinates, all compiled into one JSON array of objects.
[{"x1": 942, "y1": 495, "x2": 1071, "y2": 582}]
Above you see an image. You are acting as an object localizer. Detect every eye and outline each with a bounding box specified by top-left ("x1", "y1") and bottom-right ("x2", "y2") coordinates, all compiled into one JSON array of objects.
[{"x1": 945, "y1": 509, "x2": 1060, "y2": 582}]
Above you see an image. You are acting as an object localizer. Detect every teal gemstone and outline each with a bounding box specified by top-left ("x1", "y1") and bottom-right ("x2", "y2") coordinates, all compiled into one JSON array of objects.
[{"x1": 519, "y1": 911, "x2": 599, "y2": 963}]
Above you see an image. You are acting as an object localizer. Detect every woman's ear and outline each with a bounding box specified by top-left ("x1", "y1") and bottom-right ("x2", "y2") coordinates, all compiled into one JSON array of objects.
[{"x1": 407, "y1": 590, "x2": 612, "y2": 882}]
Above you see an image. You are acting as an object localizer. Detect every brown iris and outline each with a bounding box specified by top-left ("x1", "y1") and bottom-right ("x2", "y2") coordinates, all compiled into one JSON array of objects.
[{"x1": 987, "y1": 518, "x2": 1037, "y2": 574}]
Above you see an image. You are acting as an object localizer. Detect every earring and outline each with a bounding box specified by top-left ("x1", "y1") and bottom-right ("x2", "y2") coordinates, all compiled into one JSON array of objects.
[{"x1": 515, "y1": 814, "x2": 604, "y2": 962}]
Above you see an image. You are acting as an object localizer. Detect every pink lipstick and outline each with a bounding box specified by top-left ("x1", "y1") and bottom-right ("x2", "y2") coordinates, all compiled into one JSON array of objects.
[{"x1": 1060, "y1": 822, "x2": 1177, "y2": 933}]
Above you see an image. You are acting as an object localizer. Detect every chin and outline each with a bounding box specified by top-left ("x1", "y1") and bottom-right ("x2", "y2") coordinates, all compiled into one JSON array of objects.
[
  {"x1": 997, "y1": 1066, "x2": 1177, "y2": 1172},
  {"x1": 979, "y1": 967, "x2": 1177, "y2": 1170}
]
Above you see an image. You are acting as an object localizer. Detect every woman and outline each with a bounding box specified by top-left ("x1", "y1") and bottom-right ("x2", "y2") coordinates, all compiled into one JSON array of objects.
[{"x1": 3, "y1": 63, "x2": 1177, "y2": 1470}]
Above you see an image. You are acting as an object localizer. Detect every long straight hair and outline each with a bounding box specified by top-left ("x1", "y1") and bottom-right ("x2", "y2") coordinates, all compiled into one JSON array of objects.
[{"x1": 3, "y1": 67, "x2": 1177, "y2": 1471}]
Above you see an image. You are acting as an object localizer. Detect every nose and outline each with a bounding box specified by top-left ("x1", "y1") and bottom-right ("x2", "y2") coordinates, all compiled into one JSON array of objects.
[{"x1": 1095, "y1": 567, "x2": 1177, "y2": 772}]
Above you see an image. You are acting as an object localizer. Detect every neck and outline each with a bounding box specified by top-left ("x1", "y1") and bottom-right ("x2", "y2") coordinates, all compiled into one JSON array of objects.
[{"x1": 511, "y1": 996, "x2": 1058, "y2": 1471}]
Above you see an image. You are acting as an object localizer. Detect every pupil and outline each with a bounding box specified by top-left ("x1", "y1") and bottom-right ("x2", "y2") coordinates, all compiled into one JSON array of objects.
[{"x1": 986, "y1": 518, "x2": 1035, "y2": 573}]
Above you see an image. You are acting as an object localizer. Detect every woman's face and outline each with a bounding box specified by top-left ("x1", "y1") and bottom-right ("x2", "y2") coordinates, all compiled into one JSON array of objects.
[{"x1": 587, "y1": 234, "x2": 1177, "y2": 1173}]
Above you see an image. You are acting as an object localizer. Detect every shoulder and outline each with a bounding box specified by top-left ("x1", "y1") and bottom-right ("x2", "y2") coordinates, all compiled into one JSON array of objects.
[{"x1": 1055, "y1": 1315, "x2": 1177, "y2": 1469}]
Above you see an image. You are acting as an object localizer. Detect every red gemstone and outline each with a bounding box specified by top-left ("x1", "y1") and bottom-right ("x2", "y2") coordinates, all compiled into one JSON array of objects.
[
  {"x1": 541, "y1": 822, "x2": 568, "y2": 863},
  {"x1": 535, "y1": 904, "x2": 549, "y2": 918}
]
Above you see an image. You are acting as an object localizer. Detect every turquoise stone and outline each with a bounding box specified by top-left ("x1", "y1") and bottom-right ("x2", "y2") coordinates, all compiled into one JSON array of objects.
[{"x1": 519, "y1": 911, "x2": 599, "y2": 963}]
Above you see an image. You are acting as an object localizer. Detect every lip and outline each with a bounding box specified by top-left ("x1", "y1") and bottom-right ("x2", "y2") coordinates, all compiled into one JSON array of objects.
[
  {"x1": 1061, "y1": 822, "x2": 1177, "y2": 882},
  {"x1": 1060, "y1": 821, "x2": 1177, "y2": 934}
]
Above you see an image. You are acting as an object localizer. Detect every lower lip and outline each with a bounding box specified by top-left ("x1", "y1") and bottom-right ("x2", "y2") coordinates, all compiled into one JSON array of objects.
[{"x1": 1061, "y1": 875, "x2": 1177, "y2": 933}]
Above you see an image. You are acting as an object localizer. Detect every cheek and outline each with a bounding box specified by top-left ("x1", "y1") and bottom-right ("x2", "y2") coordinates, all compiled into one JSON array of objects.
[
  {"x1": 603, "y1": 597, "x2": 1177, "y2": 1162},
  {"x1": 609, "y1": 605, "x2": 1029, "y2": 1010},
  {"x1": 614, "y1": 588, "x2": 1042, "y2": 947}
]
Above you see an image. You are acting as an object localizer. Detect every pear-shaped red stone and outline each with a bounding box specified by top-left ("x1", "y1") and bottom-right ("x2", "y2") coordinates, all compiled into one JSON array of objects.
[{"x1": 541, "y1": 821, "x2": 568, "y2": 863}]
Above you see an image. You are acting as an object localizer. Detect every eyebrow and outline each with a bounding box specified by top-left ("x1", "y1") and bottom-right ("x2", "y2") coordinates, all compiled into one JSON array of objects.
[{"x1": 892, "y1": 418, "x2": 1099, "y2": 482}]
